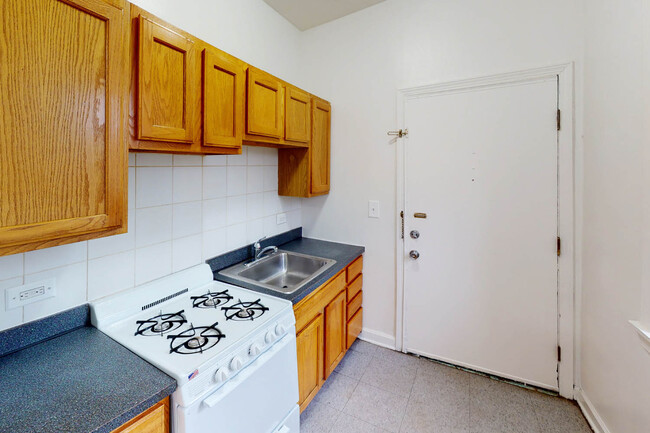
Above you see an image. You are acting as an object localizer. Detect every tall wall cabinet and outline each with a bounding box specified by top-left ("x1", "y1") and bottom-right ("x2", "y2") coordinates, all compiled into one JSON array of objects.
[{"x1": 0, "y1": 0, "x2": 129, "y2": 256}]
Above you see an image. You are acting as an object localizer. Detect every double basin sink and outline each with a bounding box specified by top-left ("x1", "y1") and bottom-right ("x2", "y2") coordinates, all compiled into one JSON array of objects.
[{"x1": 219, "y1": 250, "x2": 336, "y2": 294}]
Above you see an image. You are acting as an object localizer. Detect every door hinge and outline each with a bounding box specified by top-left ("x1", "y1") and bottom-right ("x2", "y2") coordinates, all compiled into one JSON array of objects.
[
  {"x1": 557, "y1": 236, "x2": 561, "y2": 257},
  {"x1": 400, "y1": 211, "x2": 404, "y2": 239},
  {"x1": 557, "y1": 345, "x2": 562, "y2": 362},
  {"x1": 556, "y1": 109, "x2": 561, "y2": 131}
]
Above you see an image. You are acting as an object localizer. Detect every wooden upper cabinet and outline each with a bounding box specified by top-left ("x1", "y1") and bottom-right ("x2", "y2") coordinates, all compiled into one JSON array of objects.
[
  {"x1": 0, "y1": 0, "x2": 128, "y2": 256},
  {"x1": 247, "y1": 67, "x2": 284, "y2": 138},
  {"x1": 138, "y1": 15, "x2": 196, "y2": 143},
  {"x1": 310, "y1": 97, "x2": 331, "y2": 195},
  {"x1": 203, "y1": 49, "x2": 245, "y2": 149},
  {"x1": 285, "y1": 86, "x2": 311, "y2": 143}
]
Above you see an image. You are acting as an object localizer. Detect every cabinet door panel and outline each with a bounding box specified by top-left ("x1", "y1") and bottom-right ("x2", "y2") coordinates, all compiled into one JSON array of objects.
[
  {"x1": 310, "y1": 98, "x2": 331, "y2": 195},
  {"x1": 0, "y1": 0, "x2": 126, "y2": 254},
  {"x1": 203, "y1": 49, "x2": 245, "y2": 148},
  {"x1": 247, "y1": 68, "x2": 284, "y2": 138},
  {"x1": 296, "y1": 313, "x2": 324, "y2": 411},
  {"x1": 112, "y1": 398, "x2": 169, "y2": 433},
  {"x1": 285, "y1": 86, "x2": 311, "y2": 143},
  {"x1": 138, "y1": 15, "x2": 195, "y2": 143},
  {"x1": 324, "y1": 289, "x2": 346, "y2": 378}
]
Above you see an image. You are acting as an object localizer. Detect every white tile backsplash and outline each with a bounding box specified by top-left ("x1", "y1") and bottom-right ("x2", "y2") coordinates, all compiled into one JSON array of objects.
[
  {"x1": 0, "y1": 152, "x2": 300, "y2": 331},
  {"x1": 88, "y1": 251, "x2": 135, "y2": 300},
  {"x1": 173, "y1": 166, "x2": 203, "y2": 203},
  {"x1": 23, "y1": 262, "x2": 87, "y2": 323},
  {"x1": 173, "y1": 202, "x2": 202, "y2": 239},
  {"x1": 0, "y1": 254, "x2": 23, "y2": 281},
  {"x1": 24, "y1": 242, "x2": 87, "y2": 274},
  {"x1": 135, "y1": 206, "x2": 173, "y2": 248},
  {"x1": 136, "y1": 167, "x2": 173, "y2": 208}
]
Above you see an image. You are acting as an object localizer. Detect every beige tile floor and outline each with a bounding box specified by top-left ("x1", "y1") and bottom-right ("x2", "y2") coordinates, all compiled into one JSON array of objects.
[{"x1": 300, "y1": 340, "x2": 592, "y2": 433}]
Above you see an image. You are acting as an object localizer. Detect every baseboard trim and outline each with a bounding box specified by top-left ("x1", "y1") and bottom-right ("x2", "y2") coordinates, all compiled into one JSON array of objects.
[
  {"x1": 575, "y1": 387, "x2": 611, "y2": 433},
  {"x1": 359, "y1": 328, "x2": 396, "y2": 350}
]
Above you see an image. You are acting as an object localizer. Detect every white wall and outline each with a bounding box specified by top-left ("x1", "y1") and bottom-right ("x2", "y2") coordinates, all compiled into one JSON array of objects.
[
  {"x1": 298, "y1": 0, "x2": 585, "y2": 344},
  {"x1": 580, "y1": 1, "x2": 650, "y2": 432},
  {"x1": 0, "y1": 0, "x2": 303, "y2": 331}
]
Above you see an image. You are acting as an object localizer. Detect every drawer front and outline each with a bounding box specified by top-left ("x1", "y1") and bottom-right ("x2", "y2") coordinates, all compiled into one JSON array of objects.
[
  {"x1": 346, "y1": 256, "x2": 363, "y2": 283},
  {"x1": 294, "y1": 271, "x2": 346, "y2": 332},
  {"x1": 346, "y1": 307, "x2": 363, "y2": 349},
  {"x1": 347, "y1": 291, "x2": 362, "y2": 321},
  {"x1": 347, "y1": 273, "x2": 362, "y2": 301}
]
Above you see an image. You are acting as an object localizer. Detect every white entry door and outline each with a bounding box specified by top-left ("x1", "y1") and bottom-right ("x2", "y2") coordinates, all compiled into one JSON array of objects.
[{"x1": 403, "y1": 77, "x2": 559, "y2": 390}]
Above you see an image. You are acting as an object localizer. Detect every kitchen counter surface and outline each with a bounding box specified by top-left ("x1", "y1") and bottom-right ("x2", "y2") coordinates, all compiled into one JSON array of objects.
[
  {"x1": 0, "y1": 306, "x2": 176, "y2": 433},
  {"x1": 210, "y1": 228, "x2": 364, "y2": 304}
]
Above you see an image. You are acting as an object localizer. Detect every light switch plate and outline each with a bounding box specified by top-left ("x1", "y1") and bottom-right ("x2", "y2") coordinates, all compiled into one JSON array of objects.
[
  {"x1": 368, "y1": 200, "x2": 380, "y2": 218},
  {"x1": 276, "y1": 213, "x2": 287, "y2": 225},
  {"x1": 6, "y1": 278, "x2": 56, "y2": 310}
]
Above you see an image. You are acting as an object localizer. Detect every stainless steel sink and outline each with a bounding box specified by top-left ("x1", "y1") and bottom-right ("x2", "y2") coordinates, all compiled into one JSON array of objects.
[{"x1": 218, "y1": 250, "x2": 336, "y2": 294}]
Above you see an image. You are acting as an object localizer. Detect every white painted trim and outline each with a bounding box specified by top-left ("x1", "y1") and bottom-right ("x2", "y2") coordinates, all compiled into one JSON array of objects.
[
  {"x1": 395, "y1": 63, "x2": 576, "y2": 398},
  {"x1": 359, "y1": 328, "x2": 396, "y2": 350},
  {"x1": 629, "y1": 320, "x2": 650, "y2": 354},
  {"x1": 575, "y1": 388, "x2": 612, "y2": 433}
]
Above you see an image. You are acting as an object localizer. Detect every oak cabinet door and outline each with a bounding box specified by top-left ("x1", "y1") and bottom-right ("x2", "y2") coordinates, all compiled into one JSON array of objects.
[
  {"x1": 310, "y1": 98, "x2": 331, "y2": 195},
  {"x1": 138, "y1": 15, "x2": 196, "y2": 143},
  {"x1": 296, "y1": 313, "x2": 324, "y2": 411},
  {"x1": 203, "y1": 49, "x2": 245, "y2": 149},
  {"x1": 285, "y1": 86, "x2": 311, "y2": 143},
  {"x1": 324, "y1": 289, "x2": 347, "y2": 378},
  {"x1": 247, "y1": 67, "x2": 284, "y2": 138},
  {"x1": 0, "y1": 0, "x2": 127, "y2": 256},
  {"x1": 111, "y1": 398, "x2": 169, "y2": 433}
]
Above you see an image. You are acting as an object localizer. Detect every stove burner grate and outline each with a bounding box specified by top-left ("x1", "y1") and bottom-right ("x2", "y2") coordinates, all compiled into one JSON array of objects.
[
  {"x1": 135, "y1": 310, "x2": 187, "y2": 337},
  {"x1": 191, "y1": 289, "x2": 233, "y2": 309},
  {"x1": 222, "y1": 299, "x2": 269, "y2": 321},
  {"x1": 167, "y1": 322, "x2": 225, "y2": 355}
]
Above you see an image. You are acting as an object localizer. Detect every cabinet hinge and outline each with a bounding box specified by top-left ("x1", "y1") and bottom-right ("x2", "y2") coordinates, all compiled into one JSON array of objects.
[
  {"x1": 556, "y1": 109, "x2": 561, "y2": 131},
  {"x1": 400, "y1": 211, "x2": 404, "y2": 239},
  {"x1": 557, "y1": 345, "x2": 562, "y2": 362},
  {"x1": 557, "y1": 236, "x2": 561, "y2": 257}
]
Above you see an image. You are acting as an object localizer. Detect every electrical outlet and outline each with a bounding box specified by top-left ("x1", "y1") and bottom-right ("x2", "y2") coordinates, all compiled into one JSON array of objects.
[
  {"x1": 368, "y1": 200, "x2": 380, "y2": 218},
  {"x1": 6, "y1": 278, "x2": 56, "y2": 310},
  {"x1": 276, "y1": 213, "x2": 287, "y2": 225}
]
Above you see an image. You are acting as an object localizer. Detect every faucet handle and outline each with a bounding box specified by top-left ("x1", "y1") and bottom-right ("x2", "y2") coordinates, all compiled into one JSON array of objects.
[{"x1": 254, "y1": 236, "x2": 267, "y2": 249}]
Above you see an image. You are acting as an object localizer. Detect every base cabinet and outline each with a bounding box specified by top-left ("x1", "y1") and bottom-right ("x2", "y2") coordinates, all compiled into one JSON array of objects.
[
  {"x1": 111, "y1": 398, "x2": 169, "y2": 433},
  {"x1": 294, "y1": 255, "x2": 363, "y2": 412}
]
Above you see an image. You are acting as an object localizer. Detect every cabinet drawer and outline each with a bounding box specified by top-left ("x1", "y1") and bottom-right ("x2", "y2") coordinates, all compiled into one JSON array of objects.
[
  {"x1": 347, "y1": 273, "x2": 362, "y2": 301},
  {"x1": 346, "y1": 307, "x2": 363, "y2": 349},
  {"x1": 347, "y1": 290, "x2": 362, "y2": 321},
  {"x1": 346, "y1": 256, "x2": 363, "y2": 283}
]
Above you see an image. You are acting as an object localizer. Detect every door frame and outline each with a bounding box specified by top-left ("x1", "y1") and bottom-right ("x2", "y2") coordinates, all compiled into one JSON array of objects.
[{"x1": 394, "y1": 63, "x2": 575, "y2": 398}]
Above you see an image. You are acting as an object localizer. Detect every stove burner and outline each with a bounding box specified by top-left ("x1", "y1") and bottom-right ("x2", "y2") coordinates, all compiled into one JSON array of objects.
[
  {"x1": 191, "y1": 289, "x2": 233, "y2": 309},
  {"x1": 167, "y1": 322, "x2": 225, "y2": 355},
  {"x1": 222, "y1": 299, "x2": 269, "y2": 321},
  {"x1": 135, "y1": 311, "x2": 186, "y2": 337}
]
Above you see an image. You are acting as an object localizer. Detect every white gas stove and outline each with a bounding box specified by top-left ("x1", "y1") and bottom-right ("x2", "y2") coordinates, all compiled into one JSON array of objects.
[{"x1": 91, "y1": 264, "x2": 300, "y2": 433}]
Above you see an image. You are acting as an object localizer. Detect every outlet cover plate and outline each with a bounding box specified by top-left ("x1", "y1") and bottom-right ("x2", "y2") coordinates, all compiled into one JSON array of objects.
[
  {"x1": 368, "y1": 200, "x2": 380, "y2": 218},
  {"x1": 6, "y1": 278, "x2": 56, "y2": 310},
  {"x1": 277, "y1": 213, "x2": 287, "y2": 225}
]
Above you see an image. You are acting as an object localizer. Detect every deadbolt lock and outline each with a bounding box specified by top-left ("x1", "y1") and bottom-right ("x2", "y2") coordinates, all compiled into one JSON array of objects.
[{"x1": 410, "y1": 230, "x2": 420, "y2": 239}]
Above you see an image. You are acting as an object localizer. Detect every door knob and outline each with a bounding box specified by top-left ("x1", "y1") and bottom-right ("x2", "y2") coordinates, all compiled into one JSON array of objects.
[
  {"x1": 409, "y1": 250, "x2": 420, "y2": 259},
  {"x1": 410, "y1": 230, "x2": 420, "y2": 239}
]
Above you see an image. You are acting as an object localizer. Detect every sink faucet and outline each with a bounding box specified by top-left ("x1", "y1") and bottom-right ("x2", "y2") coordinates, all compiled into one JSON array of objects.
[{"x1": 247, "y1": 236, "x2": 278, "y2": 266}]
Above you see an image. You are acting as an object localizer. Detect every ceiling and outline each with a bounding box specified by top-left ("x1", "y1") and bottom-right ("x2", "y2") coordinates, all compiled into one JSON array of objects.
[{"x1": 263, "y1": 0, "x2": 386, "y2": 31}]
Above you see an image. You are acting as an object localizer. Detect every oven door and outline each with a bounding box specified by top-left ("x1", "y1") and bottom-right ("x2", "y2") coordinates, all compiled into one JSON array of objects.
[{"x1": 174, "y1": 331, "x2": 299, "y2": 433}]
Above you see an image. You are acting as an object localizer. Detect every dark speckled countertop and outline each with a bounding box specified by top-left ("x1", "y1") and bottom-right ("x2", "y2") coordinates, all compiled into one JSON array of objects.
[
  {"x1": 0, "y1": 306, "x2": 176, "y2": 433},
  {"x1": 209, "y1": 228, "x2": 365, "y2": 304}
]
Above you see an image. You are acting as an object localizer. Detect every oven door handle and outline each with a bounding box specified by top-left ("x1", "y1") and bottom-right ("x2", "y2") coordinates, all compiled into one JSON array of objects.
[{"x1": 202, "y1": 333, "x2": 294, "y2": 408}]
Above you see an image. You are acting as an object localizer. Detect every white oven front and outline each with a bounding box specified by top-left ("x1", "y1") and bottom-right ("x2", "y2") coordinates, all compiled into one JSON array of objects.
[{"x1": 173, "y1": 330, "x2": 300, "y2": 433}]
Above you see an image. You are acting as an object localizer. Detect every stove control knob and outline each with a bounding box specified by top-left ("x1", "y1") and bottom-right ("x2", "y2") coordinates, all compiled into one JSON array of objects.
[
  {"x1": 275, "y1": 324, "x2": 287, "y2": 337},
  {"x1": 214, "y1": 368, "x2": 228, "y2": 383},
  {"x1": 230, "y1": 356, "x2": 244, "y2": 371},
  {"x1": 249, "y1": 343, "x2": 262, "y2": 357},
  {"x1": 265, "y1": 331, "x2": 277, "y2": 344}
]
